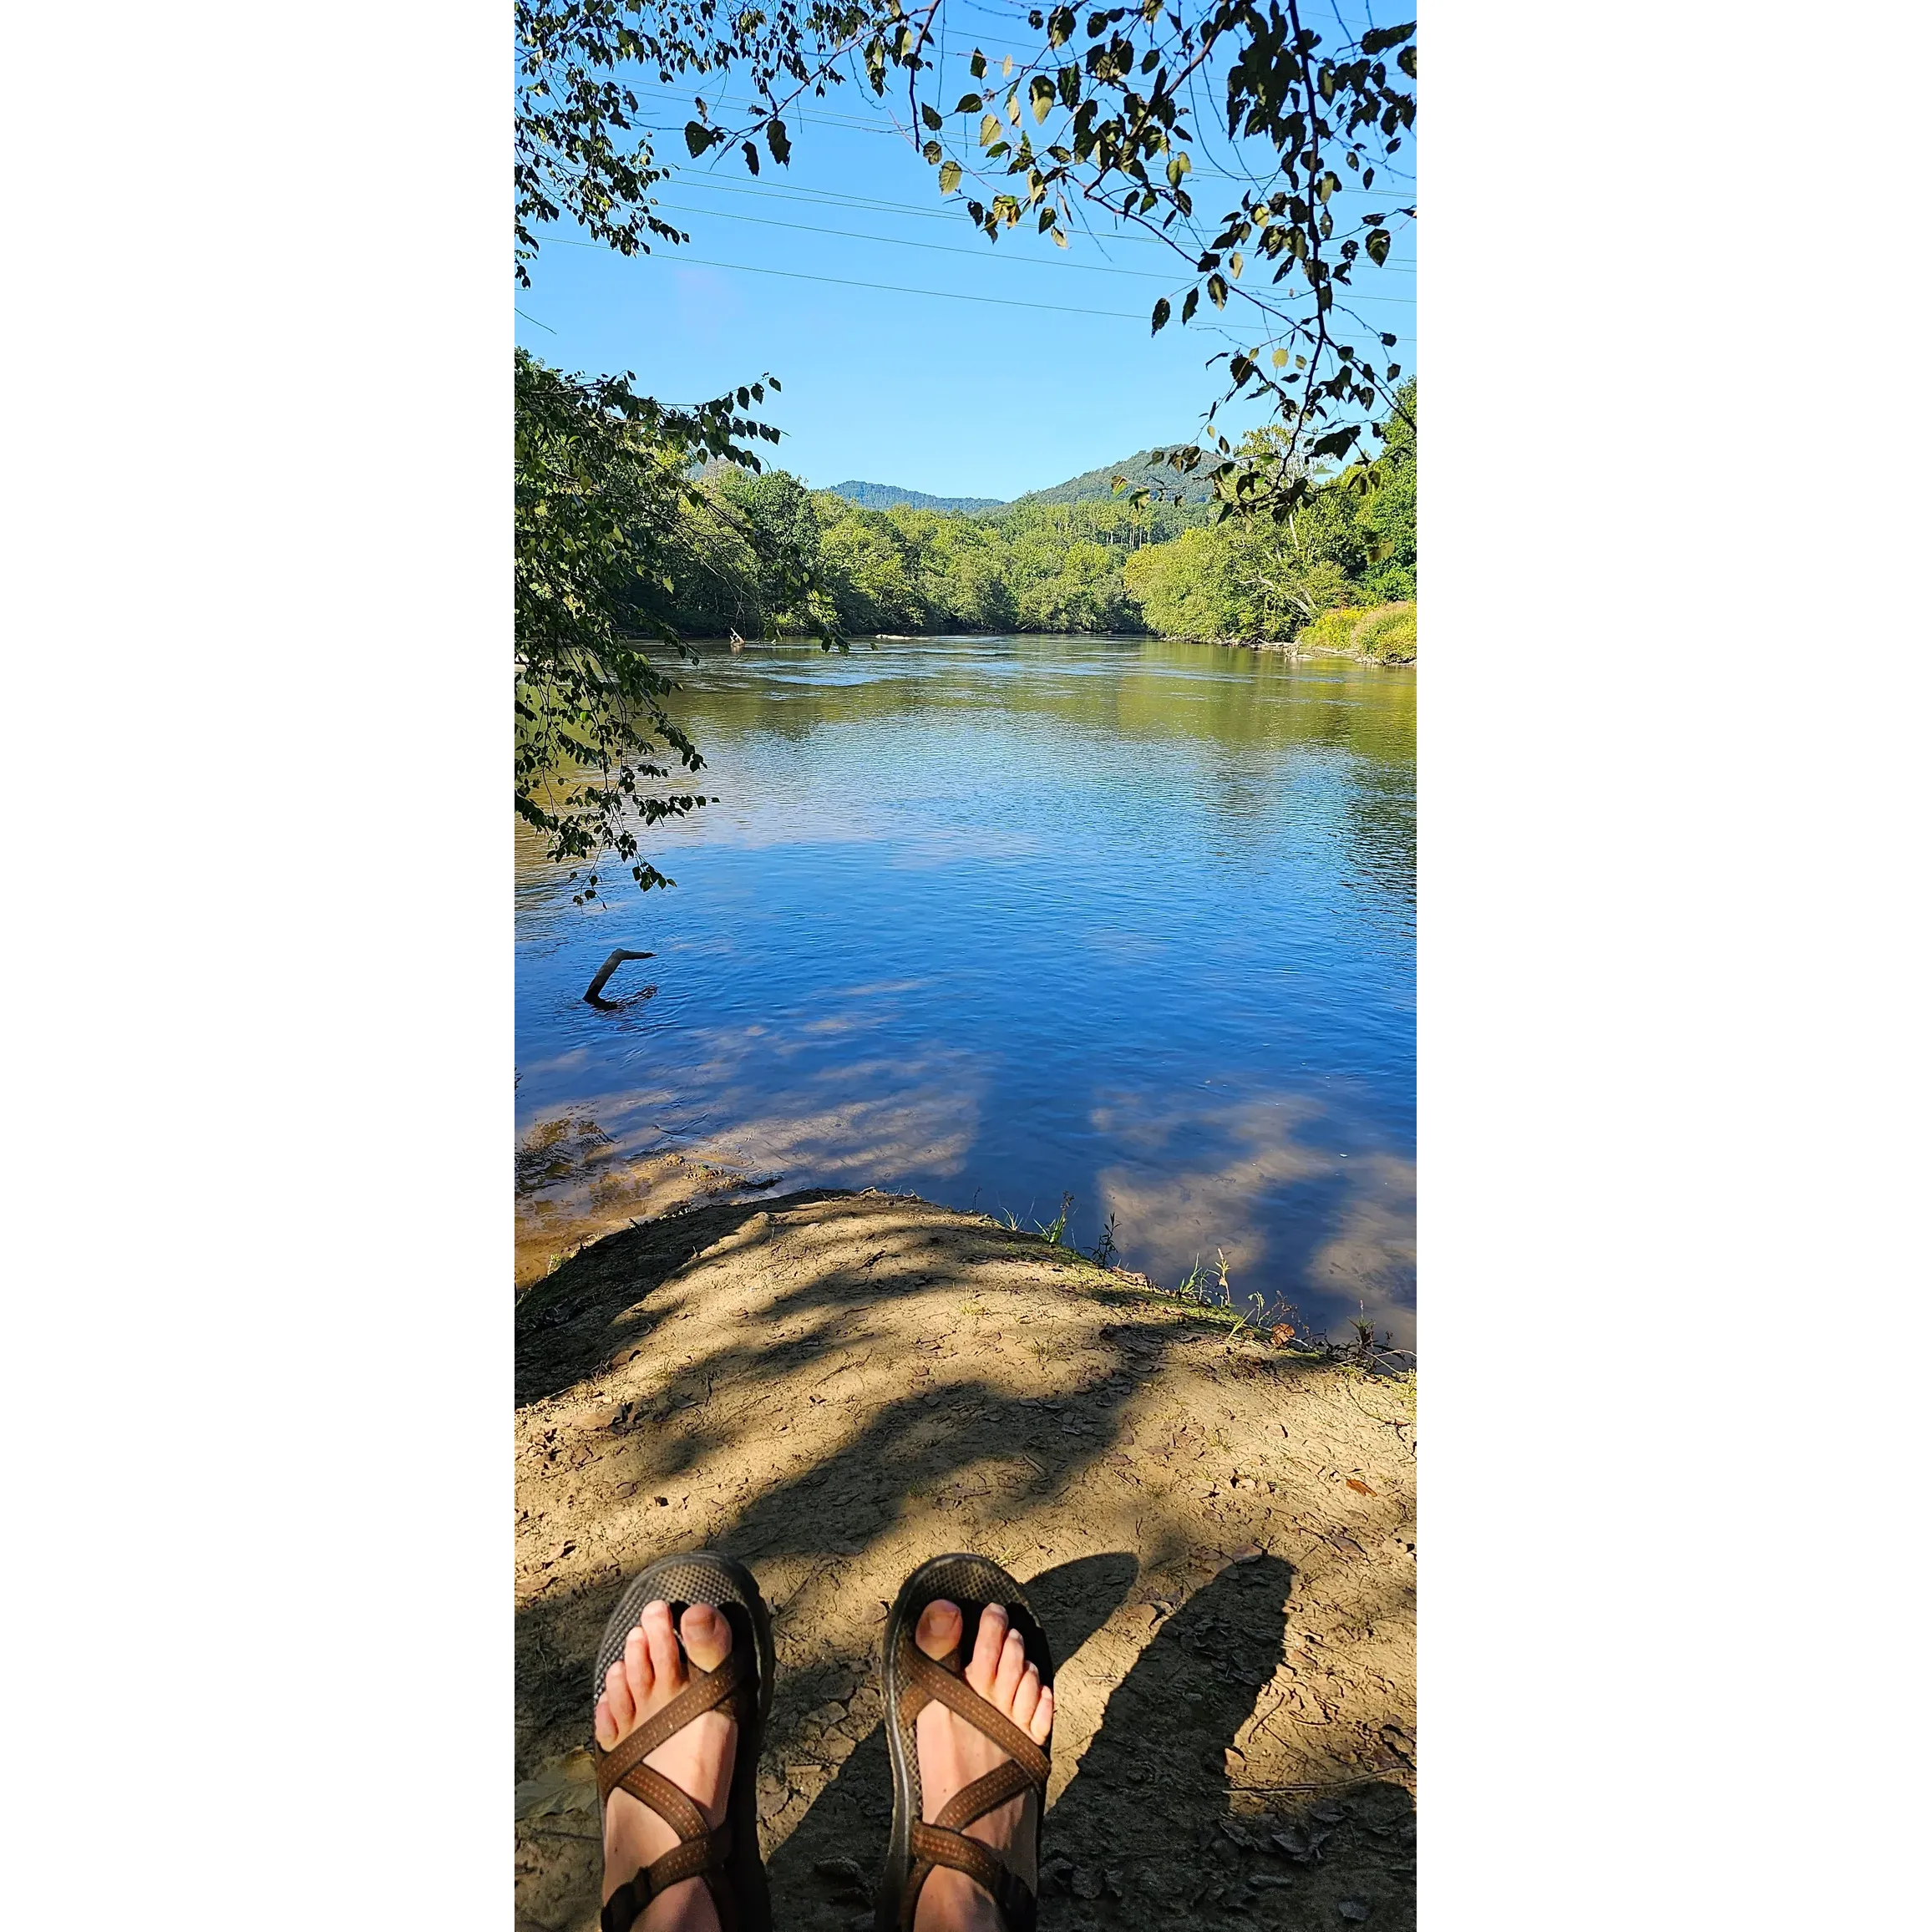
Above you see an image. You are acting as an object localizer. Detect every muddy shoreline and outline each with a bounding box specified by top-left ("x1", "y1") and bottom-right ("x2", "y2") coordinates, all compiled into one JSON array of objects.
[{"x1": 514, "y1": 1181, "x2": 1417, "y2": 1930}]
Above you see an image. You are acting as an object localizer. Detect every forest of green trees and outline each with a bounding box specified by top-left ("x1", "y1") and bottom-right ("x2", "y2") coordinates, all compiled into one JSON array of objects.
[{"x1": 628, "y1": 388, "x2": 1416, "y2": 655}]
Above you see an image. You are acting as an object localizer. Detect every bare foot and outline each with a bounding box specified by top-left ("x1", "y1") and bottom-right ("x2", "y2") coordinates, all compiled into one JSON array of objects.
[
  {"x1": 593, "y1": 1600, "x2": 738, "y2": 1932},
  {"x1": 911, "y1": 1599, "x2": 1056, "y2": 1932}
]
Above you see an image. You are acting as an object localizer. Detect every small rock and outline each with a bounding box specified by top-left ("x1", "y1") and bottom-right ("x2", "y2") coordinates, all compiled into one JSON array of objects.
[
  {"x1": 1072, "y1": 1866, "x2": 1103, "y2": 1900},
  {"x1": 813, "y1": 1857, "x2": 865, "y2": 1884},
  {"x1": 1311, "y1": 1802, "x2": 1346, "y2": 1824},
  {"x1": 1338, "y1": 1902, "x2": 1372, "y2": 1923},
  {"x1": 1103, "y1": 1869, "x2": 1125, "y2": 1899}
]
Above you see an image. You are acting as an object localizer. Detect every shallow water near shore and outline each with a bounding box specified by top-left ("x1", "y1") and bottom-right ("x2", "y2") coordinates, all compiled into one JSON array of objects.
[{"x1": 515, "y1": 632, "x2": 1414, "y2": 1343}]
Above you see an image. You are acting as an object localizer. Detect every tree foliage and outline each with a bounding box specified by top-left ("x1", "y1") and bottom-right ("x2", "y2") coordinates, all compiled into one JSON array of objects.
[
  {"x1": 678, "y1": 3, "x2": 1416, "y2": 511},
  {"x1": 636, "y1": 393, "x2": 1415, "y2": 646},
  {"x1": 514, "y1": 349, "x2": 828, "y2": 900}
]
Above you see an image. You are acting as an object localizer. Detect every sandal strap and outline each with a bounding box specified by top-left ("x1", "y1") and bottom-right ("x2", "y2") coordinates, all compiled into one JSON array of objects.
[
  {"x1": 895, "y1": 1636, "x2": 1051, "y2": 1791},
  {"x1": 596, "y1": 1649, "x2": 749, "y2": 1802},
  {"x1": 894, "y1": 1626, "x2": 1049, "y2": 1932},
  {"x1": 934, "y1": 1757, "x2": 1036, "y2": 1833},
  {"x1": 599, "y1": 1824, "x2": 734, "y2": 1932},
  {"x1": 611, "y1": 1760, "x2": 709, "y2": 1847},
  {"x1": 907, "y1": 1823, "x2": 1037, "y2": 1932},
  {"x1": 594, "y1": 1645, "x2": 752, "y2": 1932}
]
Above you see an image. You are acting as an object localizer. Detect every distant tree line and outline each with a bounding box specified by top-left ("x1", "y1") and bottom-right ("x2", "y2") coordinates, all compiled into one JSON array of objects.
[{"x1": 629, "y1": 384, "x2": 1415, "y2": 649}]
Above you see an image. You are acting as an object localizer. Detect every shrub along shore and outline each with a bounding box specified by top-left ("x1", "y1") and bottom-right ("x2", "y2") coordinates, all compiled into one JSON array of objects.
[{"x1": 1209, "y1": 601, "x2": 1417, "y2": 667}]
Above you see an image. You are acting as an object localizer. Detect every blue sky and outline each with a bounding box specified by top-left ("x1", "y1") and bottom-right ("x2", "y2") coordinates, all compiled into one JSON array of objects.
[{"x1": 515, "y1": 17, "x2": 1416, "y2": 503}]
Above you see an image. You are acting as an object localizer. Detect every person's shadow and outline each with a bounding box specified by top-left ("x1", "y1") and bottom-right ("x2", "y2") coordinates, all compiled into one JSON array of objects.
[
  {"x1": 774, "y1": 1550, "x2": 1414, "y2": 1929},
  {"x1": 1042, "y1": 1551, "x2": 1413, "y2": 1927}
]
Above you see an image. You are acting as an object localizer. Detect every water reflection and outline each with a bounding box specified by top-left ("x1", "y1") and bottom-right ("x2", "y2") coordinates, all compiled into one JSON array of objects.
[{"x1": 515, "y1": 634, "x2": 1415, "y2": 1342}]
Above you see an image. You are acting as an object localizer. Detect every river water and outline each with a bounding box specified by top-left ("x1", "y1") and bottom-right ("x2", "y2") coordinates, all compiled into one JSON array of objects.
[{"x1": 515, "y1": 634, "x2": 1414, "y2": 1344}]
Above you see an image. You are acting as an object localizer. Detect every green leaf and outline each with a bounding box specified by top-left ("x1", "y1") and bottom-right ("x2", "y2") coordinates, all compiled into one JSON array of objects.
[
  {"x1": 939, "y1": 159, "x2": 963, "y2": 194},
  {"x1": 1030, "y1": 75, "x2": 1056, "y2": 123},
  {"x1": 1361, "y1": 21, "x2": 1417, "y2": 55},
  {"x1": 1166, "y1": 151, "x2": 1191, "y2": 188},
  {"x1": 1150, "y1": 296, "x2": 1171, "y2": 332},
  {"x1": 683, "y1": 122, "x2": 717, "y2": 159},
  {"x1": 1366, "y1": 229, "x2": 1391, "y2": 266},
  {"x1": 766, "y1": 118, "x2": 790, "y2": 166},
  {"x1": 921, "y1": 103, "x2": 943, "y2": 131},
  {"x1": 981, "y1": 114, "x2": 1001, "y2": 147}
]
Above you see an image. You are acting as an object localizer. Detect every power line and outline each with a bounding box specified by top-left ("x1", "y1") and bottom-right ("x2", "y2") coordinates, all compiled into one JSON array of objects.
[
  {"x1": 627, "y1": 83, "x2": 1417, "y2": 191},
  {"x1": 620, "y1": 250, "x2": 1151, "y2": 317},
  {"x1": 642, "y1": 195, "x2": 1413, "y2": 281},
  {"x1": 659, "y1": 173, "x2": 1415, "y2": 266},
  {"x1": 563, "y1": 245, "x2": 1415, "y2": 321}
]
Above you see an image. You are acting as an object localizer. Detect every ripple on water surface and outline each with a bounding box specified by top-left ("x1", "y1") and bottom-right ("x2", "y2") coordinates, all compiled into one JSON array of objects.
[{"x1": 516, "y1": 633, "x2": 1415, "y2": 1345}]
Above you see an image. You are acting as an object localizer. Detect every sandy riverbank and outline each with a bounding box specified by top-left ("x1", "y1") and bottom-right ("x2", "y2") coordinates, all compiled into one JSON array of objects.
[{"x1": 514, "y1": 1185, "x2": 1417, "y2": 1931}]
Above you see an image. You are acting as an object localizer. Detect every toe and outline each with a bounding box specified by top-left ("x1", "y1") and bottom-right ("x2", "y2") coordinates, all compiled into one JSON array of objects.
[
  {"x1": 679, "y1": 1603, "x2": 733, "y2": 1674},
  {"x1": 642, "y1": 1600, "x2": 685, "y2": 1692},
  {"x1": 623, "y1": 1621, "x2": 654, "y2": 1710},
  {"x1": 966, "y1": 1603, "x2": 1009, "y2": 1696},
  {"x1": 594, "y1": 1691, "x2": 617, "y2": 1751},
  {"x1": 915, "y1": 1599, "x2": 965, "y2": 1662},
  {"x1": 1010, "y1": 1661, "x2": 1042, "y2": 1734},
  {"x1": 605, "y1": 1659, "x2": 636, "y2": 1735},
  {"x1": 991, "y1": 1625, "x2": 1027, "y2": 1710},
  {"x1": 1027, "y1": 1686, "x2": 1054, "y2": 1747}
]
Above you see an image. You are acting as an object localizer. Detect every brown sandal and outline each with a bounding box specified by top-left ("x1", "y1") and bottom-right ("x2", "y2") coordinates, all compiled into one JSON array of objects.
[
  {"x1": 875, "y1": 1554, "x2": 1055, "y2": 1932},
  {"x1": 591, "y1": 1550, "x2": 775, "y2": 1932}
]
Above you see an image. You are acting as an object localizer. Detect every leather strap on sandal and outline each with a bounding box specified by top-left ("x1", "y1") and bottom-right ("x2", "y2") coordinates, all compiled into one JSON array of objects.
[
  {"x1": 894, "y1": 1632, "x2": 1048, "y2": 1932},
  {"x1": 596, "y1": 1648, "x2": 753, "y2": 1932}
]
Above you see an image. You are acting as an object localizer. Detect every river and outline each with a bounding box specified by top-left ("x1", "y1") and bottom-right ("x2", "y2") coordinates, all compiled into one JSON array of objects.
[{"x1": 515, "y1": 633, "x2": 1414, "y2": 1346}]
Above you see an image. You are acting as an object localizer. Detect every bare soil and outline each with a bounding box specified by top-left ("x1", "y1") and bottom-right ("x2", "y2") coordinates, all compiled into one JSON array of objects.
[{"x1": 514, "y1": 1184, "x2": 1417, "y2": 1931}]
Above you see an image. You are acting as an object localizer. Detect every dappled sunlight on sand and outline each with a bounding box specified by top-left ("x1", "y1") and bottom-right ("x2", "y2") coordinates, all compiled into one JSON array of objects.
[{"x1": 515, "y1": 1189, "x2": 1417, "y2": 1932}]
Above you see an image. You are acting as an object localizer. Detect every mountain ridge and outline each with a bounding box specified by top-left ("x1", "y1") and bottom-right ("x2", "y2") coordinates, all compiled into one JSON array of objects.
[
  {"x1": 824, "y1": 479, "x2": 1003, "y2": 514},
  {"x1": 822, "y1": 446, "x2": 1215, "y2": 515}
]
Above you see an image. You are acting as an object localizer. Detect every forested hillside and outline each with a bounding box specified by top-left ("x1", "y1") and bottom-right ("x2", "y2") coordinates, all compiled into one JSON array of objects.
[
  {"x1": 634, "y1": 389, "x2": 1416, "y2": 650},
  {"x1": 1005, "y1": 449, "x2": 1221, "y2": 510}
]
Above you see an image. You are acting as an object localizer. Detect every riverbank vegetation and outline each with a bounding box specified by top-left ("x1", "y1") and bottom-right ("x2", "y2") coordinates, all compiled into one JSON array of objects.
[{"x1": 621, "y1": 388, "x2": 1417, "y2": 651}]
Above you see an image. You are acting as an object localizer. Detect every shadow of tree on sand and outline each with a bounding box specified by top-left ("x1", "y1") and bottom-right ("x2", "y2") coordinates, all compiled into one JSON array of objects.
[{"x1": 514, "y1": 1189, "x2": 1416, "y2": 1932}]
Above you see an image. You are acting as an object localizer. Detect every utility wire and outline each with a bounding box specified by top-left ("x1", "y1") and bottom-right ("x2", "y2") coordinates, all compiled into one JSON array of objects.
[
  {"x1": 657, "y1": 175, "x2": 1415, "y2": 267},
  {"x1": 538, "y1": 244, "x2": 1416, "y2": 327},
  {"x1": 616, "y1": 250, "x2": 1152, "y2": 317},
  {"x1": 628, "y1": 84, "x2": 1417, "y2": 190},
  {"x1": 550, "y1": 229, "x2": 1415, "y2": 309},
  {"x1": 641, "y1": 195, "x2": 1413, "y2": 281}
]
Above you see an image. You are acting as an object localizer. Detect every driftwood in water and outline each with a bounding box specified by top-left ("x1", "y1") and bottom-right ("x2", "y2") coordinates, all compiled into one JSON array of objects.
[{"x1": 584, "y1": 949, "x2": 654, "y2": 1005}]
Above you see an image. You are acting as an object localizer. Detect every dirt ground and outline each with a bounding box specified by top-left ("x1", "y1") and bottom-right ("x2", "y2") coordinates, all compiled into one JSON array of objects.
[{"x1": 514, "y1": 1184, "x2": 1417, "y2": 1931}]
